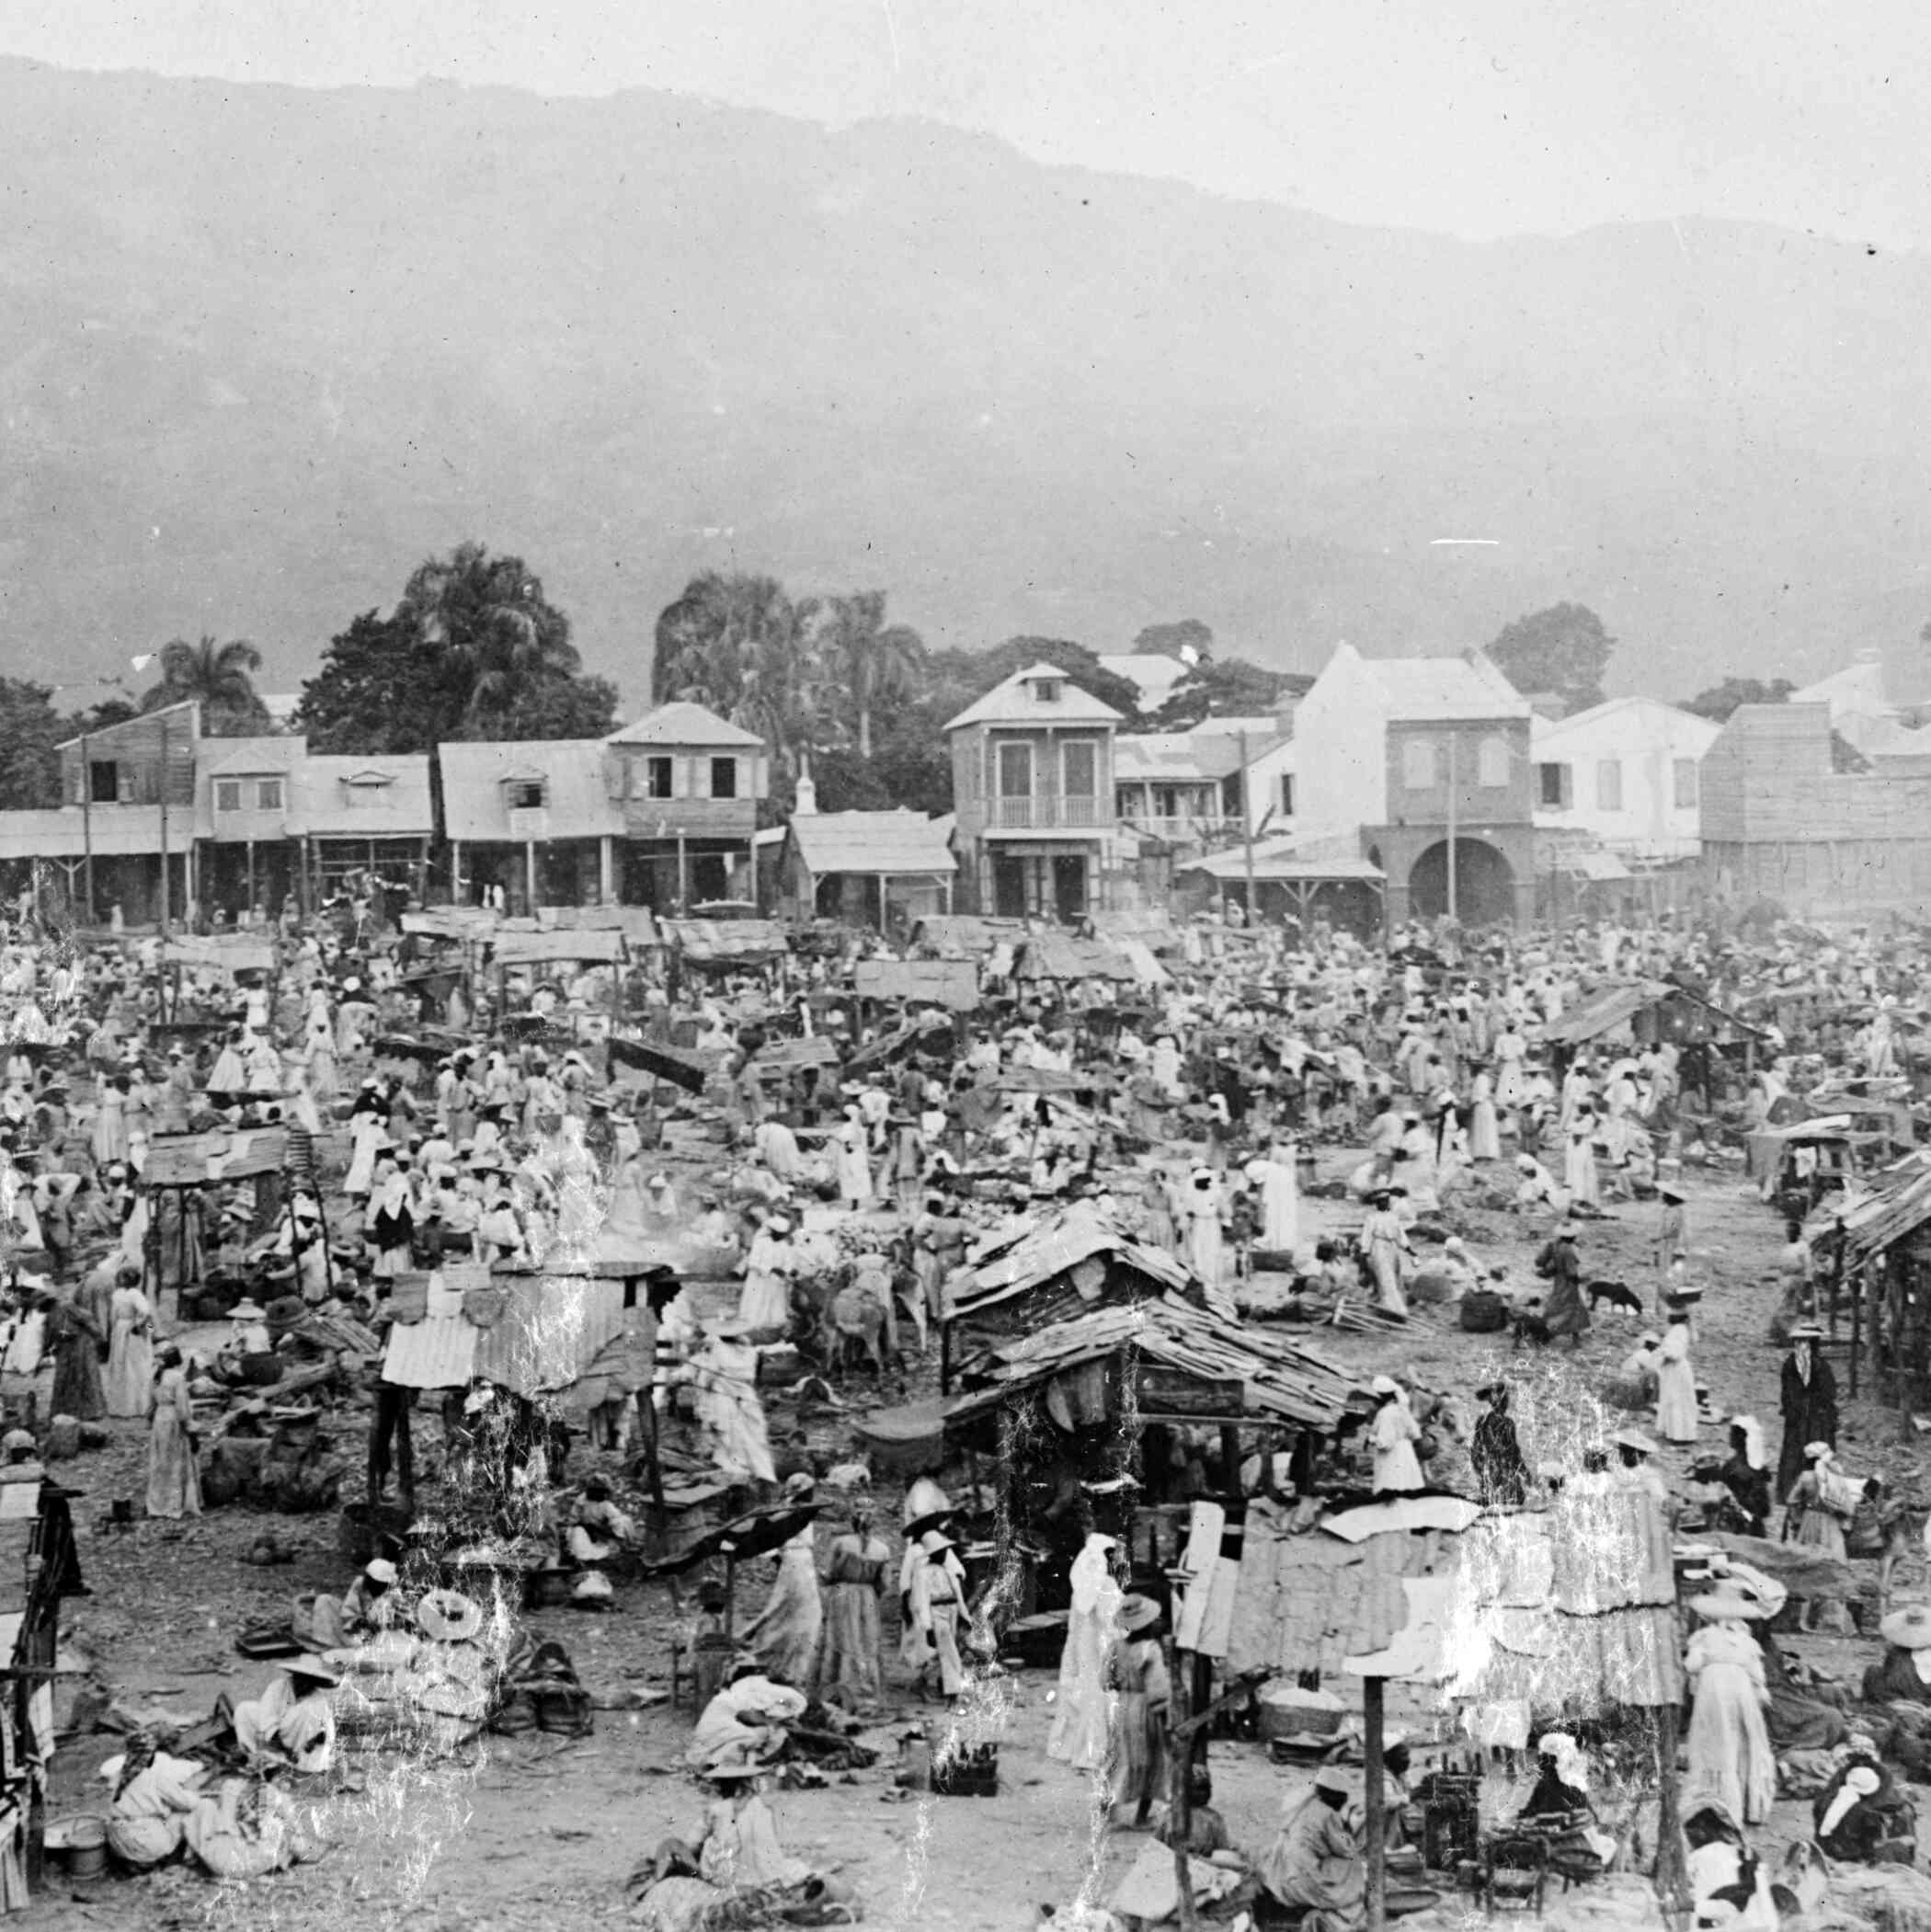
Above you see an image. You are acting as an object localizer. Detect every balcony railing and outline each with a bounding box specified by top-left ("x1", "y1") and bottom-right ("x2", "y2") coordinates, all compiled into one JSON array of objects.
[
  {"x1": 987, "y1": 794, "x2": 1109, "y2": 830},
  {"x1": 1118, "y1": 811, "x2": 1247, "y2": 845}
]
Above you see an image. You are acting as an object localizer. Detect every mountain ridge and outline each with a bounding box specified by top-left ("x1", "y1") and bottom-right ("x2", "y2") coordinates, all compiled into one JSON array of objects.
[{"x1": 0, "y1": 58, "x2": 1925, "y2": 708}]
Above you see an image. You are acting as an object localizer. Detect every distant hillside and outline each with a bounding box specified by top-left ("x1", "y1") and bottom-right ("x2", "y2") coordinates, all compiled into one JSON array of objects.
[{"x1": 1, "y1": 60, "x2": 1927, "y2": 704}]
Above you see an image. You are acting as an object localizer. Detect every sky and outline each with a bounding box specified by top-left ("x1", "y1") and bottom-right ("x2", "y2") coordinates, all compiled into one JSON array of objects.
[{"x1": 1, "y1": 0, "x2": 1927, "y2": 246}]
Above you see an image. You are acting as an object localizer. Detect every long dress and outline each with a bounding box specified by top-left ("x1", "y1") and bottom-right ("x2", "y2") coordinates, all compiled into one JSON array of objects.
[
  {"x1": 104, "y1": 1284, "x2": 154, "y2": 1418},
  {"x1": 146, "y1": 1366, "x2": 202, "y2": 1519},
  {"x1": 91, "y1": 1088, "x2": 129, "y2": 1166},
  {"x1": 1370, "y1": 1399, "x2": 1425, "y2": 1492},
  {"x1": 1656, "y1": 1326, "x2": 1699, "y2": 1443},
  {"x1": 737, "y1": 1232, "x2": 793, "y2": 1332},
  {"x1": 742, "y1": 1523, "x2": 823, "y2": 1688},
  {"x1": 833, "y1": 1118, "x2": 871, "y2": 1209},
  {"x1": 903, "y1": 1555, "x2": 967, "y2": 1696},
  {"x1": 1468, "y1": 1073, "x2": 1502, "y2": 1160},
  {"x1": 1244, "y1": 1151, "x2": 1300, "y2": 1252},
  {"x1": 1048, "y1": 1538, "x2": 1123, "y2": 1770},
  {"x1": 1105, "y1": 1634, "x2": 1171, "y2": 1816},
  {"x1": 1360, "y1": 1207, "x2": 1410, "y2": 1316},
  {"x1": 1184, "y1": 1181, "x2": 1225, "y2": 1299},
  {"x1": 47, "y1": 1297, "x2": 105, "y2": 1423},
  {"x1": 1684, "y1": 1621, "x2": 1777, "y2": 1825},
  {"x1": 814, "y1": 1530, "x2": 888, "y2": 1715}
]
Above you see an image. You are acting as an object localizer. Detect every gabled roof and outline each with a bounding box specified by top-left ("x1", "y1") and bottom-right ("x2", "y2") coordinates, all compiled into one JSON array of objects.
[
  {"x1": 1791, "y1": 657, "x2": 1895, "y2": 719},
  {"x1": 944, "y1": 663, "x2": 1125, "y2": 732},
  {"x1": 1531, "y1": 695, "x2": 1720, "y2": 754},
  {"x1": 296, "y1": 754, "x2": 433, "y2": 837},
  {"x1": 789, "y1": 810, "x2": 956, "y2": 877},
  {"x1": 1314, "y1": 644, "x2": 1530, "y2": 722},
  {"x1": 204, "y1": 737, "x2": 300, "y2": 779},
  {"x1": 437, "y1": 739, "x2": 622, "y2": 843},
  {"x1": 606, "y1": 703, "x2": 765, "y2": 749}
]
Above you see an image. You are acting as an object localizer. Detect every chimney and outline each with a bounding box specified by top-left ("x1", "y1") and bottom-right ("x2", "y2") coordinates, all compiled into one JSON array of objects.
[{"x1": 794, "y1": 751, "x2": 818, "y2": 817}]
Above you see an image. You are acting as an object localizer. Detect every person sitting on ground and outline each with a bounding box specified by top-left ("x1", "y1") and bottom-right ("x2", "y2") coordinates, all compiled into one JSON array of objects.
[
  {"x1": 217, "y1": 1655, "x2": 339, "y2": 1775},
  {"x1": 1260, "y1": 1766, "x2": 1364, "y2": 1932},
  {"x1": 1812, "y1": 1755, "x2": 1916, "y2": 1866},
  {"x1": 1692, "y1": 1416, "x2": 1773, "y2": 1538},
  {"x1": 1517, "y1": 1733, "x2": 1593, "y2": 1821},
  {"x1": 1683, "y1": 1801, "x2": 1777, "y2": 1931},
  {"x1": 567, "y1": 1475, "x2": 636, "y2": 1562},
  {"x1": 101, "y1": 1732, "x2": 208, "y2": 1870},
  {"x1": 1157, "y1": 1764, "x2": 1232, "y2": 1858},
  {"x1": 1861, "y1": 1603, "x2": 1931, "y2": 1706},
  {"x1": 299, "y1": 1556, "x2": 400, "y2": 1652},
  {"x1": 687, "y1": 1662, "x2": 808, "y2": 1777}
]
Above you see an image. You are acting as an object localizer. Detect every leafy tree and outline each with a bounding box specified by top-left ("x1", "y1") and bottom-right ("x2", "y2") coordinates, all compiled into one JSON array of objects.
[
  {"x1": 139, "y1": 635, "x2": 269, "y2": 736},
  {"x1": 1132, "y1": 618, "x2": 1214, "y2": 661},
  {"x1": 652, "y1": 572, "x2": 821, "y2": 774},
  {"x1": 926, "y1": 637, "x2": 1144, "y2": 724},
  {"x1": 1682, "y1": 675, "x2": 1798, "y2": 723},
  {"x1": 297, "y1": 545, "x2": 616, "y2": 754},
  {"x1": 1487, "y1": 603, "x2": 1615, "y2": 715},
  {"x1": 817, "y1": 591, "x2": 926, "y2": 760},
  {"x1": 1143, "y1": 658, "x2": 1311, "y2": 731},
  {"x1": 0, "y1": 680, "x2": 66, "y2": 808}
]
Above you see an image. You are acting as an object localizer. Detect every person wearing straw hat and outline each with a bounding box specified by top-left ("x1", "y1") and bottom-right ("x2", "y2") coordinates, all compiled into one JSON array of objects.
[
  {"x1": 1104, "y1": 1594, "x2": 1171, "y2": 1824},
  {"x1": 1777, "y1": 1324, "x2": 1837, "y2": 1503},
  {"x1": 1260, "y1": 1764, "x2": 1364, "y2": 1929},
  {"x1": 1610, "y1": 1429, "x2": 1667, "y2": 1504},
  {"x1": 903, "y1": 1527, "x2": 971, "y2": 1702},
  {"x1": 1683, "y1": 1588, "x2": 1776, "y2": 1826},
  {"x1": 222, "y1": 1655, "x2": 340, "y2": 1775},
  {"x1": 1861, "y1": 1602, "x2": 1931, "y2": 1705}
]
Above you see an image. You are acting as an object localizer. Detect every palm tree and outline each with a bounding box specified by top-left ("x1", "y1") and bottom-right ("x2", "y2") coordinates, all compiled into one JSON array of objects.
[
  {"x1": 820, "y1": 592, "x2": 926, "y2": 760},
  {"x1": 140, "y1": 636, "x2": 269, "y2": 735},
  {"x1": 652, "y1": 571, "x2": 818, "y2": 775},
  {"x1": 396, "y1": 542, "x2": 582, "y2": 734}
]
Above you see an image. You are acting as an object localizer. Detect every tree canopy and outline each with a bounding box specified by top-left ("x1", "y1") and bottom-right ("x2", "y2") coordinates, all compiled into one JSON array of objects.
[
  {"x1": 1143, "y1": 658, "x2": 1309, "y2": 731},
  {"x1": 1487, "y1": 602, "x2": 1615, "y2": 715},
  {"x1": 1682, "y1": 675, "x2": 1797, "y2": 723},
  {"x1": 297, "y1": 544, "x2": 617, "y2": 754},
  {"x1": 0, "y1": 681, "x2": 65, "y2": 810},
  {"x1": 140, "y1": 636, "x2": 269, "y2": 736},
  {"x1": 1132, "y1": 618, "x2": 1214, "y2": 661}
]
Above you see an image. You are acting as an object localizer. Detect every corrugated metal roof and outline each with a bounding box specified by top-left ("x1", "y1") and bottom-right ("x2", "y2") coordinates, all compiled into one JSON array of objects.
[
  {"x1": 1113, "y1": 734, "x2": 1246, "y2": 783},
  {"x1": 661, "y1": 917, "x2": 790, "y2": 964},
  {"x1": 943, "y1": 664, "x2": 1125, "y2": 731},
  {"x1": 1014, "y1": 934, "x2": 1139, "y2": 981},
  {"x1": 0, "y1": 806, "x2": 167, "y2": 859},
  {"x1": 910, "y1": 914, "x2": 1031, "y2": 957},
  {"x1": 494, "y1": 928, "x2": 626, "y2": 966},
  {"x1": 1831, "y1": 1150, "x2": 1931, "y2": 1263},
  {"x1": 1538, "y1": 980, "x2": 1661, "y2": 1046},
  {"x1": 439, "y1": 738, "x2": 622, "y2": 843},
  {"x1": 1183, "y1": 847, "x2": 1384, "y2": 885},
  {"x1": 606, "y1": 703, "x2": 765, "y2": 749},
  {"x1": 790, "y1": 810, "x2": 956, "y2": 878},
  {"x1": 950, "y1": 1205, "x2": 1193, "y2": 1315}
]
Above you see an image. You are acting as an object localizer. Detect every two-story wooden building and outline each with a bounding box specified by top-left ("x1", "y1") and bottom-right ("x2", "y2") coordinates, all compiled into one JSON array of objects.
[
  {"x1": 438, "y1": 703, "x2": 767, "y2": 915},
  {"x1": 1295, "y1": 645, "x2": 1535, "y2": 926},
  {"x1": 945, "y1": 664, "x2": 1123, "y2": 921}
]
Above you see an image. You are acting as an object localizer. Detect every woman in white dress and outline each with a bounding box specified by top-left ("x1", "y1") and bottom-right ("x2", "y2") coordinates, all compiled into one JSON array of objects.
[
  {"x1": 1683, "y1": 1588, "x2": 1777, "y2": 1825},
  {"x1": 1468, "y1": 1070, "x2": 1502, "y2": 1161},
  {"x1": 832, "y1": 1106, "x2": 871, "y2": 1210},
  {"x1": 1368, "y1": 1376, "x2": 1425, "y2": 1492},
  {"x1": 1563, "y1": 1113, "x2": 1602, "y2": 1210},
  {"x1": 1655, "y1": 1315, "x2": 1699, "y2": 1444},
  {"x1": 104, "y1": 1269, "x2": 155, "y2": 1418},
  {"x1": 1047, "y1": 1533, "x2": 1121, "y2": 1771},
  {"x1": 737, "y1": 1216, "x2": 794, "y2": 1333}
]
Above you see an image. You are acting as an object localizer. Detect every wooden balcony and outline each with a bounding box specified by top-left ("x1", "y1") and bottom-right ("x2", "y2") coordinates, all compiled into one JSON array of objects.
[{"x1": 986, "y1": 794, "x2": 1111, "y2": 831}]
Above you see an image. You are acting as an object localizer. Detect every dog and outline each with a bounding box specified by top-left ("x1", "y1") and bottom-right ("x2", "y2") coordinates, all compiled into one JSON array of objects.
[
  {"x1": 1586, "y1": 1279, "x2": 1645, "y2": 1319},
  {"x1": 1510, "y1": 1309, "x2": 1554, "y2": 1350}
]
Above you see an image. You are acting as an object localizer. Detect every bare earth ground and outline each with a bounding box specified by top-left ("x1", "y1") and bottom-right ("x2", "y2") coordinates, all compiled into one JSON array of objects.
[{"x1": 27, "y1": 1145, "x2": 1907, "y2": 1931}]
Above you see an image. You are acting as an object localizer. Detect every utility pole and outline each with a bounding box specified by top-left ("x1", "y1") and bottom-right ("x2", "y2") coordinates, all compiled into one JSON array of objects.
[
  {"x1": 1239, "y1": 728, "x2": 1257, "y2": 925},
  {"x1": 157, "y1": 709, "x2": 170, "y2": 937},
  {"x1": 79, "y1": 730, "x2": 94, "y2": 925},
  {"x1": 1445, "y1": 731, "x2": 1458, "y2": 925}
]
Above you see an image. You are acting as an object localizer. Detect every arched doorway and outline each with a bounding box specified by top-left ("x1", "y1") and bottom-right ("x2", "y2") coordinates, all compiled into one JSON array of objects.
[{"x1": 1409, "y1": 839, "x2": 1516, "y2": 925}]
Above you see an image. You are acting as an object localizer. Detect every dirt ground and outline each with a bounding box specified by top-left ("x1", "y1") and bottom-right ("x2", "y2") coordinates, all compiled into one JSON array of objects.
[{"x1": 27, "y1": 1142, "x2": 1910, "y2": 1931}]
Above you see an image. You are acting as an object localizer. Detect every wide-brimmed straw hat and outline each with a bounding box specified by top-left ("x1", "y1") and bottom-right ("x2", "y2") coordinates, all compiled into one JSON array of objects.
[
  {"x1": 1687, "y1": 1589, "x2": 1765, "y2": 1624},
  {"x1": 1881, "y1": 1604, "x2": 1931, "y2": 1650},
  {"x1": 416, "y1": 1589, "x2": 485, "y2": 1642}
]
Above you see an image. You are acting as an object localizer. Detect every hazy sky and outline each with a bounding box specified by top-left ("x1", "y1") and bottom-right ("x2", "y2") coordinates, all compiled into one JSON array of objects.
[{"x1": 0, "y1": 0, "x2": 1925, "y2": 243}]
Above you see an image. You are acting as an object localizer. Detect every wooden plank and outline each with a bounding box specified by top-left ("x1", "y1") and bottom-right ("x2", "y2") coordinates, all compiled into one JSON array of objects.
[
  {"x1": 1197, "y1": 1555, "x2": 1241, "y2": 1661},
  {"x1": 1173, "y1": 1500, "x2": 1224, "y2": 1652}
]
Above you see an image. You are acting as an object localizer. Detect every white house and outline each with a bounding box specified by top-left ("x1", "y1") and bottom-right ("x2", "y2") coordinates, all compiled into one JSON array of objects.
[{"x1": 1530, "y1": 696, "x2": 1719, "y2": 860}]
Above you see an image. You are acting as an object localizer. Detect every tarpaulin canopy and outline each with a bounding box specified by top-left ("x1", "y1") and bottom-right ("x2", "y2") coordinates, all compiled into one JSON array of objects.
[
  {"x1": 143, "y1": 1126, "x2": 291, "y2": 1185},
  {"x1": 607, "y1": 1035, "x2": 718, "y2": 1093},
  {"x1": 159, "y1": 935, "x2": 278, "y2": 974},
  {"x1": 494, "y1": 929, "x2": 626, "y2": 966},
  {"x1": 851, "y1": 959, "x2": 981, "y2": 1010},
  {"x1": 662, "y1": 919, "x2": 789, "y2": 966}
]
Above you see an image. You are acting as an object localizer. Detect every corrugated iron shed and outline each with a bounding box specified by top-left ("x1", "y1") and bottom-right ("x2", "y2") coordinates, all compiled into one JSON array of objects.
[{"x1": 789, "y1": 811, "x2": 956, "y2": 878}]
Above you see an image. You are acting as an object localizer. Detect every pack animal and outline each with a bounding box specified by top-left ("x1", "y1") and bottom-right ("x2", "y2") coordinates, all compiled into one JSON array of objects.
[{"x1": 1586, "y1": 1279, "x2": 1645, "y2": 1319}]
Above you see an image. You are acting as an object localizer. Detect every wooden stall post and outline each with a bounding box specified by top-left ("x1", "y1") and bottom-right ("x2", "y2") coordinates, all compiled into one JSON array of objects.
[
  {"x1": 1165, "y1": 1630, "x2": 1198, "y2": 1931},
  {"x1": 1363, "y1": 1674, "x2": 1388, "y2": 1932},
  {"x1": 1653, "y1": 1701, "x2": 1690, "y2": 1923}
]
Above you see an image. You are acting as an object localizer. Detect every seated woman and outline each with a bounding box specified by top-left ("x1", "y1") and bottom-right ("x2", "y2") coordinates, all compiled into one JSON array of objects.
[
  {"x1": 1690, "y1": 1417, "x2": 1772, "y2": 1537},
  {"x1": 1813, "y1": 1755, "x2": 1916, "y2": 1866},
  {"x1": 1684, "y1": 1801, "x2": 1777, "y2": 1932},
  {"x1": 101, "y1": 1734, "x2": 206, "y2": 1870},
  {"x1": 1862, "y1": 1603, "x2": 1931, "y2": 1705},
  {"x1": 183, "y1": 1776, "x2": 326, "y2": 1880},
  {"x1": 1517, "y1": 1733, "x2": 1593, "y2": 1821},
  {"x1": 687, "y1": 1663, "x2": 808, "y2": 1777},
  {"x1": 214, "y1": 1656, "x2": 339, "y2": 1776},
  {"x1": 297, "y1": 1556, "x2": 400, "y2": 1652}
]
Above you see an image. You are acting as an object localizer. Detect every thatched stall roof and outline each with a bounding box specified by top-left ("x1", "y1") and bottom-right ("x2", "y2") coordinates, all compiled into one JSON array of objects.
[{"x1": 946, "y1": 1293, "x2": 1367, "y2": 1433}]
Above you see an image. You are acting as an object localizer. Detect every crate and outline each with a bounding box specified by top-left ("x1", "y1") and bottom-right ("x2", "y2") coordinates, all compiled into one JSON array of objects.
[{"x1": 931, "y1": 1742, "x2": 999, "y2": 1797}]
